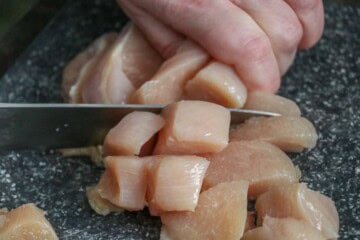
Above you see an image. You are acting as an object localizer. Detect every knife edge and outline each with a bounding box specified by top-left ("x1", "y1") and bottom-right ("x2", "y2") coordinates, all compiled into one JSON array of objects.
[{"x1": 0, "y1": 103, "x2": 280, "y2": 150}]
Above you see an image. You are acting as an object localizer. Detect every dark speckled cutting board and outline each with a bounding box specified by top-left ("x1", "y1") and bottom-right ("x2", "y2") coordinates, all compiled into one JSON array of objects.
[{"x1": 0, "y1": 0, "x2": 359, "y2": 239}]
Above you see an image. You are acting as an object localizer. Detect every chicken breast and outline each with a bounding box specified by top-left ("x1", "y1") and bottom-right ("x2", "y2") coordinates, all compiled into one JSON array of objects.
[
  {"x1": 242, "y1": 217, "x2": 326, "y2": 240},
  {"x1": 184, "y1": 61, "x2": 247, "y2": 108},
  {"x1": 256, "y1": 183, "x2": 339, "y2": 239},
  {"x1": 203, "y1": 141, "x2": 301, "y2": 198},
  {"x1": 160, "y1": 181, "x2": 249, "y2": 240},
  {"x1": 147, "y1": 155, "x2": 209, "y2": 216},
  {"x1": 244, "y1": 91, "x2": 301, "y2": 116},
  {"x1": 62, "y1": 32, "x2": 117, "y2": 102},
  {"x1": 154, "y1": 101, "x2": 230, "y2": 155},
  {"x1": 81, "y1": 23, "x2": 163, "y2": 103},
  {"x1": 86, "y1": 186, "x2": 125, "y2": 216},
  {"x1": 230, "y1": 116, "x2": 317, "y2": 152},
  {"x1": 103, "y1": 111, "x2": 165, "y2": 156},
  {"x1": 96, "y1": 156, "x2": 149, "y2": 211},
  {"x1": 0, "y1": 203, "x2": 58, "y2": 240},
  {"x1": 131, "y1": 40, "x2": 210, "y2": 104}
]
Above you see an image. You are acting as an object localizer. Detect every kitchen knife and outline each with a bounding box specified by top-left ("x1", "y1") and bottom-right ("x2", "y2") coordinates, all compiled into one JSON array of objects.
[{"x1": 0, "y1": 103, "x2": 280, "y2": 150}]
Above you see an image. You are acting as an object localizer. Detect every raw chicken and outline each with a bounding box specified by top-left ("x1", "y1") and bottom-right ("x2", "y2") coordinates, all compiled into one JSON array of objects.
[
  {"x1": 160, "y1": 181, "x2": 249, "y2": 240},
  {"x1": 242, "y1": 216, "x2": 326, "y2": 240},
  {"x1": 113, "y1": 25, "x2": 163, "y2": 88},
  {"x1": 203, "y1": 140, "x2": 301, "y2": 198},
  {"x1": 103, "y1": 111, "x2": 165, "y2": 156},
  {"x1": 62, "y1": 32, "x2": 117, "y2": 102},
  {"x1": 256, "y1": 183, "x2": 339, "y2": 239},
  {"x1": 86, "y1": 186, "x2": 124, "y2": 216},
  {"x1": 147, "y1": 155, "x2": 209, "y2": 216},
  {"x1": 81, "y1": 23, "x2": 163, "y2": 103},
  {"x1": 0, "y1": 203, "x2": 58, "y2": 240},
  {"x1": 244, "y1": 91, "x2": 301, "y2": 116},
  {"x1": 230, "y1": 116, "x2": 317, "y2": 152},
  {"x1": 184, "y1": 61, "x2": 247, "y2": 108},
  {"x1": 131, "y1": 40, "x2": 210, "y2": 104},
  {"x1": 154, "y1": 100, "x2": 230, "y2": 155},
  {"x1": 96, "y1": 156, "x2": 149, "y2": 211}
]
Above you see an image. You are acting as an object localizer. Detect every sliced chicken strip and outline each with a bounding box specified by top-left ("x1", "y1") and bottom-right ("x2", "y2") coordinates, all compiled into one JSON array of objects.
[
  {"x1": 243, "y1": 217, "x2": 326, "y2": 240},
  {"x1": 256, "y1": 183, "x2": 339, "y2": 239},
  {"x1": 244, "y1": 91, "x2": 301, "y2": 116},
  {"x1": 82, "y1": 23, "x2": 163, "y2": 103},
  {"x1": 131, "y1": 40, "x2": 210, "y2": 104},
  {"x1": 230, "y1": 116, "x2": 317, "y2": 152},
  {"x1": 203, "y1": 140, "x2": 301, "y2": 198},
  {"x1": 62, "y1": 32, "x2": 117, "y2": 102}
]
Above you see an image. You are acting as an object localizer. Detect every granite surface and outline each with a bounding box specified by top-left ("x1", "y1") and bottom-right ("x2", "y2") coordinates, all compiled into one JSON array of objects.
[{"x1": 0, "y1": 0, "x2": 359, "y2": 239}]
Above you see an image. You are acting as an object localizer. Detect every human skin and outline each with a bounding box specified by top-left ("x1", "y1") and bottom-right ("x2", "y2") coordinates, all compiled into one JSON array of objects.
[{"x1": 116, "y1": 0, "x2": 324, "y2": 93}]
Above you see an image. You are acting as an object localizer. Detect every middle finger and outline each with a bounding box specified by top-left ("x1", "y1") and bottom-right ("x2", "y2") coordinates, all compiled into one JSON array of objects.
[{"x1": 231, "y1": 0, "x2": 303, "y2": 74}]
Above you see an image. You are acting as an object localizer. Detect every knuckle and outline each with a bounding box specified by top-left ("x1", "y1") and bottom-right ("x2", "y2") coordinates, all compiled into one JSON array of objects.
[
  {"x1": 240, "y1": 34, "x2": 273, "y2": 64},
  {"x1": 292, "y1": 0, "x2": 320, "y2": 12},
  {"x1": 161, "y1": 0, "x2": 207, "y2": 19},
  {"x1": 160, "y1": 40, "x2": 182, "y2": 59},
  {"x1": 274, "y1": 20, "x2": 303, "y2": 52},
  {"x1": 230, "y1": 0, "x2": 244, "y2": 6}
]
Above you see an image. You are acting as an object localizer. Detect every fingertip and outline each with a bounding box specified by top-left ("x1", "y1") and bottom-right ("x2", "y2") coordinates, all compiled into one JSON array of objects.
[
  {"x1": 298, "y1": 9, "x2": 324, "y2": 49},
  {"x1": 286, "y1": 0, "x2": 325, "y2": 49},
  {"x1": 235, "y1": 65, "x2": 281, "y2": 94},
  {"x1": 298, "y1": 15, "x2": 324, "y2": 49}
]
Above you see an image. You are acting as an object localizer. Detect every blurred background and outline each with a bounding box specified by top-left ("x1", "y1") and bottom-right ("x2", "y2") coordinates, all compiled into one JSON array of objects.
[
  {"x1": 0, "y1": 0, "x2": 63, "y2": 74},
  {"x1": 0, "y1": 0, "x2": 39, "y2": 37},
  {"x1": 0, "y1": 0, "x2": 63, "y2": 37}
]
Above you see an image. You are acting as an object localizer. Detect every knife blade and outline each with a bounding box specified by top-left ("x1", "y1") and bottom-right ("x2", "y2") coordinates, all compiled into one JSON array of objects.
[{"x1": 0, "y1": 103, "x2": 280, "y2": 150}]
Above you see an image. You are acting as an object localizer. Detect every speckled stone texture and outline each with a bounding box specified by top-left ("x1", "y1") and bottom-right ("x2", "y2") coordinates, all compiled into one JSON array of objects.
[{"x1": 0, "y1": 0, "x2": 358, "y2": 239}]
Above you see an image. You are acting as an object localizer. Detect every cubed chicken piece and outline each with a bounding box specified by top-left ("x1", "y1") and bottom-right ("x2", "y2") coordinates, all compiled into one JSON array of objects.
[
  {"x1": 147, "y1": 155, "x2": 209, "y2": 216},
  {"x1": 62, "y1": 32, "x2": 117, "y2": 103},
  {"x1": 256, "y1": 183, "x2": 339, "y2": 239},
  {"x1": 230, "y1": 116, "x2": 317, "y2": 152},
  {"x1": 96, "y1": 156, "x2": 149, "y2": 211},
  {"x1": 242, "y1": 217, "x2": 326, "y2": 240},
  {"x1": 160, "y1": 181, "x2": 249, "y2": 240},
  {"x1": 131, "y1": 41, "x2": 210, "y2": 104},
  {"x1": 203, "y1": 141, "x2": 300, "y2": 198},
  {"x1": 103, "y1": 111, "x2": 165, "y2": 156},
  {"x1": 86, "y1": 186, "x2": 124, "y2": 216},
  {"x1": 244, "y1": 91, "x2": 301, "y2": 116},
  {"x1": 154, "y1": 101, "x2": 230, "y2": 155},
  {"x1": 82, "y1": 23, "x2": 163, "y2": 103},
  {"x1": 0, "y1": 203, "x2": 58, "y2": 240},
  {"x1": 184, "y1": 61, "x2": 247, "y2": 108}
]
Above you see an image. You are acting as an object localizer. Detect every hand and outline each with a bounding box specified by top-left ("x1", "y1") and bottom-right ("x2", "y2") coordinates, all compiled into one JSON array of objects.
[{"x1": 117, "y1": 0, "x2": 324, "y2": 93}]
